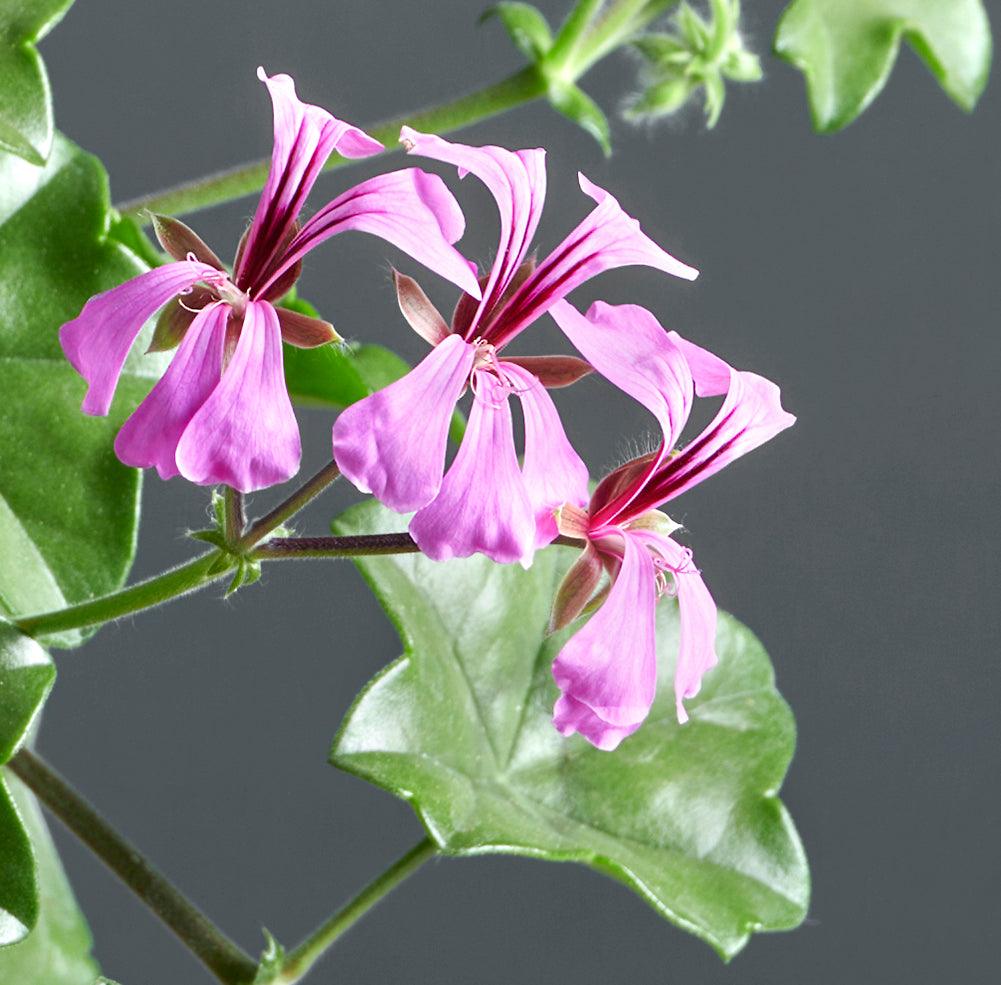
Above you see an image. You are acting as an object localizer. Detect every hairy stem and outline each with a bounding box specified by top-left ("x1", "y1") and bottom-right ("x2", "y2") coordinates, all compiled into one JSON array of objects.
[
  {"x1": 277, "y1": 838, "x2": 436, "y2": 984},
  {"x1": 12, "y1": 553, "x2": 229, "y2": 639},
  {"x1": 223, "y1": 486, "x2": 246, "y2": 545},
  {"x1": 238, "y1": 461, "x2": 341, "y2": 551},
  {"x1": 7, "y1": 749, "x2": 258, "y2": 985},
  {"x1": 254, "y1": 533, "x2": 582, "y2": 560},
  {"x1": 118, "y1": 67, "x2": 548, "y2": 221}
]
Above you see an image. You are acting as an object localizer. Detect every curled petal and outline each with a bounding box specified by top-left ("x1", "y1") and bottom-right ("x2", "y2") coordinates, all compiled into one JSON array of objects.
[
  {"x1": 410, "y1": 372, "x2": 536, "y2": 565},
  {"x1": 491, "y1": 175, "x2": 698, "y2": 347},
  {"x1": 114, "y1": 302, "x2": 229, "y2": 479},
  {"x1": 639, "y1": 333, "x2": 797, "y2": 508},
  {"x1": 259, "y1": 169, "x2": 480, "y2": 299},
  {"x1": 551, "y1": 533, "x2": 657, "y2": 750},
  {"x1": 401, "y1": 127, "x2": 546, "y2": 336},
  {"x1": 236, "y1": 69, "x2": 382, "y2": 290},
  {"x1": 60, "y1": 260, "x2": 220, "y2": 416},
  {"x1": 175, "y1": 301, "x2": 300, "y2": 492},
  {"x1": 502, "y1": 361, "x2": 589, "y2": 548},
  {"x1": 333, "y1": 335, "x2": 475, "y2": 512},
  {"x1": 634, "y1": 531, "x2": 718, "y2": 723}
]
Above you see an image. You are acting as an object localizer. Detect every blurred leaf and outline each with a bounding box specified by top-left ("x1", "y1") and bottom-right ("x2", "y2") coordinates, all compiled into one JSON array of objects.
[
  {"x1": 281, "y1": 293, "x2": 466, "y2": 443},
  {"x1": 481, "y1": 2, "x2": 553, "y2": 61},
  {"x1": 331, "y1": 502, "x2": 809, "y2": 960},
  {"x1": 774, "y1": 0, "x2": 993, "y2": 132},
  {"x1": 0, "y1": 0, "x2": 74, "y2": 164},
  {"x1": 0, "y1": 774, "x2": 98, "y2": 982},
  {"x1": 0, "y1": 136, "x2": 164, "y2": 648},
  {"x1": 549, "y1": 83, "x2": 612, "y2": 154}
]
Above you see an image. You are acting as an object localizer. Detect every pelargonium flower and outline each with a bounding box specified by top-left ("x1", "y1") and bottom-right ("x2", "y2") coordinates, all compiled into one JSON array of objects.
[
  {"x1": 333, "y1": 129, "x2": 698, "y2": 565},
  {"x1": 546, "y1": 300, "x2": 795, "y2": 750},
  {"x1": 60, "y1": 69, "x2": 478, "y2": 493}
]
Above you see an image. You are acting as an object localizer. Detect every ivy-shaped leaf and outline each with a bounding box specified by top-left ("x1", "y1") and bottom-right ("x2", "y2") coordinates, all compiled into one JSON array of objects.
[
  {"x1": 0, "y1": 136, "x2": 164, "y2": 648},
  {"x1": 330, "y1": 502, "x2": 809, "y2": 959},
  {"x1": 774, "y1": 0, "x2": 993, "y2": 132},
  {"x1": 0, "y1": 774, "x2": 98, "y2": 982},
  {"x1": 0, "y1": 619, "x2": 55, "y2": 945},
  {"x1": 0, "y1": 0, "x2": 74, "y2": 164}
]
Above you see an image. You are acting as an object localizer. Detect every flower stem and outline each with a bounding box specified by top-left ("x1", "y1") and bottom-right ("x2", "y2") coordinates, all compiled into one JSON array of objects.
[
  {"x1": 223, "y1": 486, "x2": 246, "y2": 545},
  {"x1": 237, "y1": 461, "x2": 341, "y2": 551},
  {"x1": 277, "y1": 838, "x2": 436, "y2": 984},
  {"x1": 117, "y1": 67, "x2": 549, "y2": 222},
  {"x1": 12, "y1": 553, "x2": 230, "y2": 639},
  {"x1": 252, "y1": 533, "x2": 421, "y2": 560},
  {"x1": 7, "y1": 749, "x2": 259, "y2": 985}
]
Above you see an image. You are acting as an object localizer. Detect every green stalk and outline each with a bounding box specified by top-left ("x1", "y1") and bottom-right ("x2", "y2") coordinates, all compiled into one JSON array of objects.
[
  {"x1": 12, "y1": 553, "x2": 228, "y2": 639},
  {"x1": 8, "y1": 749, "x2": 258, "y2": 985},
  {"x1": 277, "y1": 839, "x2": 436, "y2": 984},
  {"x1": 116, "y1": 0, "x2": 672, "y2": 222},
  {"x1": 117, "y1": 67, "x2": 548, "y2": 222}
]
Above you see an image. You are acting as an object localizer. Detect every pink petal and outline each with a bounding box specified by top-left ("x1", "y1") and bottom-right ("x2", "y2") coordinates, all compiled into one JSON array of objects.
[
  {"x1": 634, "y1": 531, "x2": 718, "y2": 723},
  {"x1": 114, "y1": 302, "x2": 229, "y2": 479},
  {"x1": 400, "y1": 127, "x2": 546, "y2": 338},
  {"x1": 257, "y1": 169, "x2": 479, "y2": 299},
  {"x1": 550, "y1": 299, "x2": 695, "y2": 525},
  {"x1": 410, "y1": 371, "x2": 536, "y2": 565},
  {"x1": 551, "y1": 532, "x2": 658, "y2": 749},
  {"x1": 501, "y1": 361, "x2": 588, "y2": 548},
  {"x1": 332, "y1": 335, "x2": 475, "y2": 512},
  {"x1": 59, "y1": 260, "x2": 220, "y2": 416},
  {"x1": 175, "y1": 301, "x2": 300, "y2": 492},
  {"x1": 550, "y1": 300, "x2": 694, "y2": 448},
  {"x1": 236, "y1": 69, "x2": 383, "y2": 291},
  {"x1": 490, "y1": 174, "x2": 699, "y2": 348},
  {"x1": 639, "y1": 333, "x2": 797, "y2": 508}
]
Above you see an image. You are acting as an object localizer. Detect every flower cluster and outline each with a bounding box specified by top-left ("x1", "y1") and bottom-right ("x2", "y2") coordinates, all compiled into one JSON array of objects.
[{"x1": 61, "y1": 71, "x2": 793, "y2": 751}]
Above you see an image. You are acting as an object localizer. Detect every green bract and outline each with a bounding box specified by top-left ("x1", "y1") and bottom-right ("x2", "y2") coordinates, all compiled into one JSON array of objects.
[
  {"x1": 331, "y1": 502, "x2": 809, "y2": 959},
  {"x1": 0, "y1": 0, "x2": 74, "y2": 164},
  {"x1": 774, "y1": 0, "x2": 993, "y2": 132},
  {"x1": 0, "y1": 776, "x2": 98, "y2": 982},
  {"x1": 0, "y1": 137, "x2": 162, "y2": 648}
]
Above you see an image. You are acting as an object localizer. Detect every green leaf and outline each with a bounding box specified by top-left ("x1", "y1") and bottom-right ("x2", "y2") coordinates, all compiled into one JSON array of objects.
[
  {"x1": 283, "y1": 338, "x2": 466, "y2": 444},
  {"x1": 774, "y1": 0, "x2": 993, "y2": 133},
  {"x1": 0, "y1": 135, "x2": 163, "y2": 648},
  {"x1": 330, "y1": 502, "x2": 809, "y2": 960},
  {"x1": 0, "y1": 774, "x2": 98, "y2": 983},
  {"x1": 548, "y1": 83, "x2": 612, "y2": 155},
  {"x1": 481, "y1": 2, "x2": 553, "y2": 61},
  {"x1": 0, "y1": 621, "x2": 55, "y2": 944},
  {"x1": 0, "y1": 1, "x2": 74, "y2": 164},
  {"x1": 0, "y1": 622, "x2": 54, "y2": 765}
]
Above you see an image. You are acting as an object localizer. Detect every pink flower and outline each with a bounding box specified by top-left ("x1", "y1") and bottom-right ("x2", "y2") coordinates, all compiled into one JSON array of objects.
[
  {"x1": 60, "y1": 70, "x2": 477, "y2": 493},
  {"x1": 547, "y1": 301, "x2": 796, "y2": 750},
  {"x1": 333, "y1": 130, "x2": 698, "y2": 564}
]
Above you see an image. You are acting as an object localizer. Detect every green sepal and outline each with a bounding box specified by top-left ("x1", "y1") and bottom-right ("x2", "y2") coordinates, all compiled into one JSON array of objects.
[
  {"x1": 774, "y1": 0, "x2": 993, "y2": 133},
  {"x1": 480, "y1": 2, "x2": 553, "y2": 61},
  {"x1": 549, "y1": 83, "x2": 612, "y2": 155}
]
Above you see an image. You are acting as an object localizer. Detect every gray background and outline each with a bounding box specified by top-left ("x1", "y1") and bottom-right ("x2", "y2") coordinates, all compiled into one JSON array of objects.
[{"x1": 39, "y1": 1, "x2": 999, "y2": 983}]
